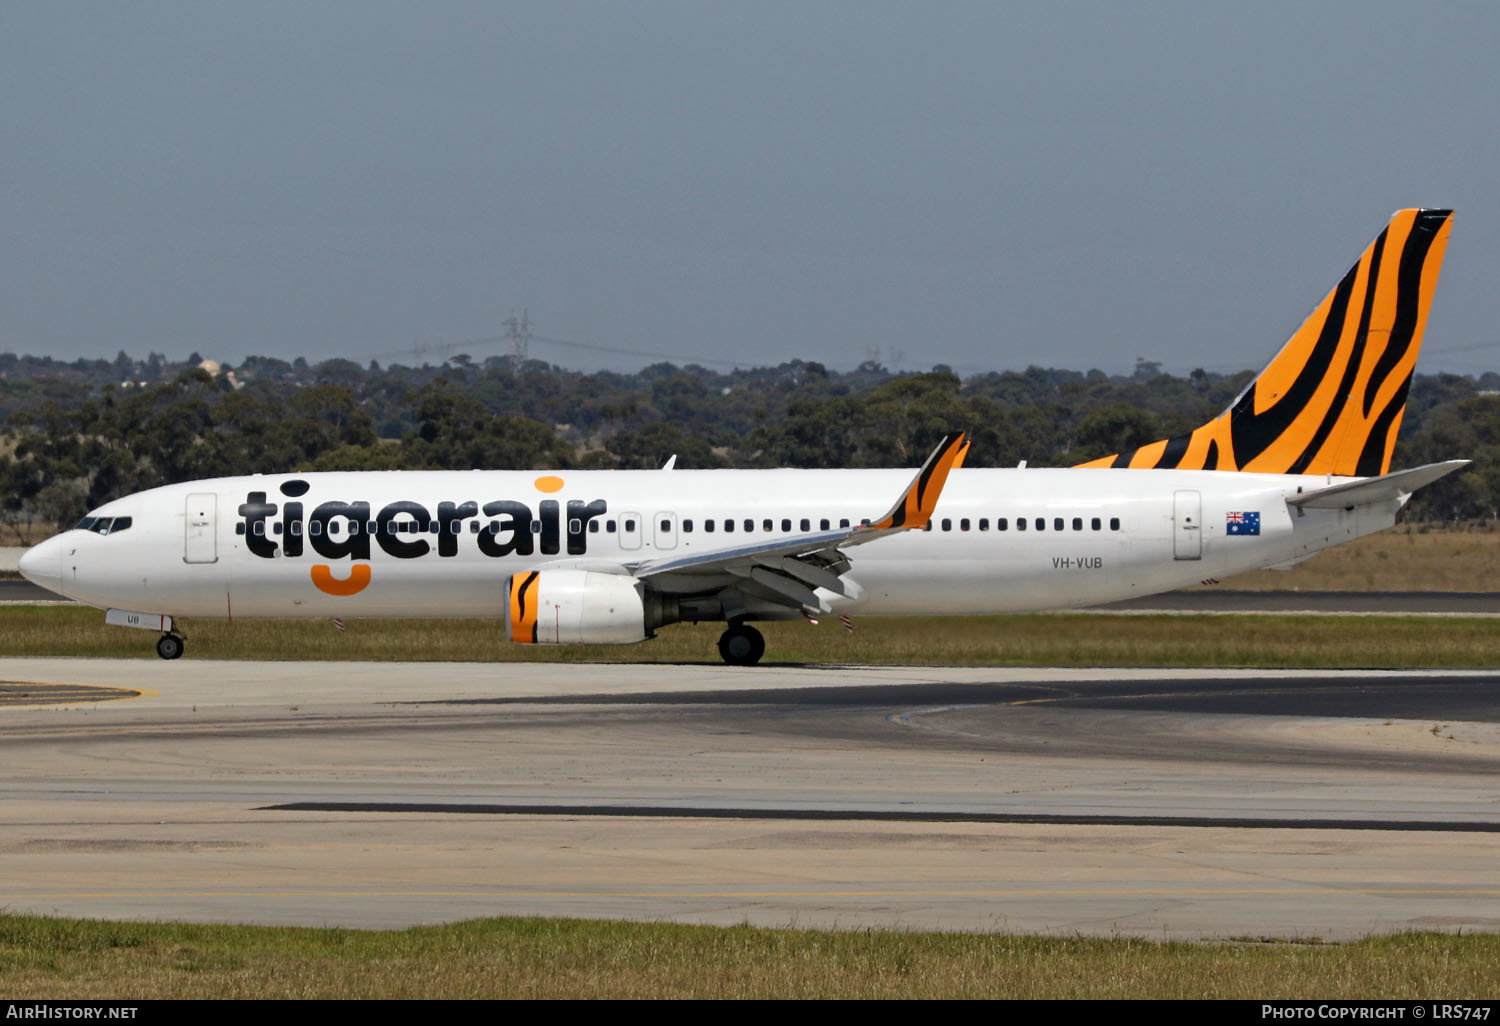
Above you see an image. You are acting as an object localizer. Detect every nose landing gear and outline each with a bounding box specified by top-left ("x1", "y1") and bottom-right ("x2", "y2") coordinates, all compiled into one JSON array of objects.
[{"x1": 155, "y1": 632, "x2": 185, "y2": 660}]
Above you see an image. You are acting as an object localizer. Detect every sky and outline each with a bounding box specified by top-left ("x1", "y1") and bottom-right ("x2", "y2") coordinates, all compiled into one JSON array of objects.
[{"x1": 3, "y1": 1, "x2": 1498, "y2": 378}]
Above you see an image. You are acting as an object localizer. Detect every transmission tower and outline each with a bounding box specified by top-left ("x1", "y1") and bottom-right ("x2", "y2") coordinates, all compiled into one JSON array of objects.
[{"x1": 503, "y1": 309, "x2": 532, "y2": 362}]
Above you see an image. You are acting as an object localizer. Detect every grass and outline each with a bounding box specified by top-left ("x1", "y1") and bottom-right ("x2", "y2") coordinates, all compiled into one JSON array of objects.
[
  {"x1": 1, "y1": 915, "x2": 1496, "y2": 999},
  {"x1": 1201, "y1": 525, "x2": 1500, "y2": 592},
  {"x1": 2, "y1": 604, "x2": 1499, "y2": 666}
]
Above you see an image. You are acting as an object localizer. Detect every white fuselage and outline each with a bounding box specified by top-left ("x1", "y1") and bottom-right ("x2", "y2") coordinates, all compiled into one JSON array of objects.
[{"x1": 22, "y1": 467, "x2": 1396, "y2": 621}]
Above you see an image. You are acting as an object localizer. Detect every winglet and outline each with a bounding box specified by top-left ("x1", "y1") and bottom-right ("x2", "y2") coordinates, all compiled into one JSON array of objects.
[
  {"x1": 952, "y1": 438, "x2": 971, "y2": 469},
  {"x1": 864, "y1": 431, "x2": 967, "y2": 531}
]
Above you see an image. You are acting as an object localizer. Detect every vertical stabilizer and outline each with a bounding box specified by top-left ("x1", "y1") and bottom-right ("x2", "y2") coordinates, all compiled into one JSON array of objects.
[{"x1": 1078, "y1": 208, "x2": 1453, "y2": 476}]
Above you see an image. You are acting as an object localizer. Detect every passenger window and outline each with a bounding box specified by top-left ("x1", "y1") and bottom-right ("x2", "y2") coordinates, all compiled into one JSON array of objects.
[
  {"x1": 589, "y1": 520, "x2": 600, "y2": 533},
  {"x1": 1073, "y1": 517, "x2": 1083, "y2": 531},
  {"x1": 704, "y1": 519, "x2": 714, "y2": 533},
  {"x1": 724, "y1": 519, "x2": 734, "y2": 533},
  {"x1": 1091, "y1": 517, "x2": 1101, "y2": 531},
  {"x1": 998, "y1": 518, "x2": 1008, "y2": 531},
  {"x1": 254, "y1": 522, "x2": 266, "y2": 536},
  {"x1": 781, "y1": 518, "x2": 792, "y2": 532},
  {"x1": 800, "y1": 518, "x2": 810, "y2": 531},
  {"x1": 1053, "y1": 518, "x2": 1064, "y2": 531},
  {"x1": 840, "y1": 519, "x2": 850, "y2": 528},
  {"x1": 289, "y1": 521, "x2": 302, "y2": 537},
  {"x1": 763, "y1": 519, "x2": 772, "y2": 532},
  {"x1": 1036, "y1": 518, "x2": 1045, "y2": 531},
  {"x1": 979, "y1": 518, "x2": 989, "y2": 531},
  {"x1": 682, "y1": 519, "x2": 692, "y2": 533},
  {"x1": 624, "y1": 519, "x2": 636, "y2": 532},
  {"x1": 923, "y1": 521, "x2": 933, "y2": 532},
  {"x1": 1110, "y1": 517, "x2": 1121, "y2": 531},
  {"x1": 273, "y1": 522, "x2": 283, "y2": 535},
  {"x1": 941, "y1": 518, "x2": 952, "y2": 532},
  {"x1": 236, "y1": 523, "x2": 246, "y2": 535},
  {"x1": 820, "y1": 519, "x2": 830, "y2": 531},
  {"x1": 1016, "y1": 518, "x2": 1025, "y2": 532},
  {"x1": 570, "y1": 519, "x2": 583, "y2": 535},
  {"x1": 961, "y1": 518, "x2": 970, "y2": 531},
  {"x1": 608, "y1": 520, "x2": 619, "y2": 533}
]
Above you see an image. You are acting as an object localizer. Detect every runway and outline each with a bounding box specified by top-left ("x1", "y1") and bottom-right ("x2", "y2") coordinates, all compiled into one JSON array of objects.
[{"x1": 1, "y1": 659, "x2": 1498, "y2": 938}]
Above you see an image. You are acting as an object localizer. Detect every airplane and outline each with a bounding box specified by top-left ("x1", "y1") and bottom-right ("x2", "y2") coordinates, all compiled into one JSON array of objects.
[{"x1": 18, "y1": 208, "x2": 1467, "y2": 666}]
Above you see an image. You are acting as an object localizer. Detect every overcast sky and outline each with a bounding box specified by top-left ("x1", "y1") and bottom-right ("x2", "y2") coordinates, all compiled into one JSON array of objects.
[{"x1": 3, "y1": 2, "x2": 1497, "y2": 377}]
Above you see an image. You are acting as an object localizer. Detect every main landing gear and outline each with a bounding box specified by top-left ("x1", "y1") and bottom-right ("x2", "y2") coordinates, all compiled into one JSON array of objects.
[
  {"x1": 717, "y1": 623, "x2": 765, "y2": 666},
  {"x1": 155, "y1": 632, "x2": 185, "y2": 660}
]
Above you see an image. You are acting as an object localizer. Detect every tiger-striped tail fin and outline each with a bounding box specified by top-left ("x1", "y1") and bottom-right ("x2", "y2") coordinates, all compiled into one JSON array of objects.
[{"x1": 1077, "y1": 208, "x2": 1453, "y2": 476}]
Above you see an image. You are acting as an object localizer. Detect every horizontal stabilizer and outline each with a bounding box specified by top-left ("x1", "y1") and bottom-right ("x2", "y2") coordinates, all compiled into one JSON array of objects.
[{"x1": 1287, "y1": 460, "x2": 1469, "y2": 509}]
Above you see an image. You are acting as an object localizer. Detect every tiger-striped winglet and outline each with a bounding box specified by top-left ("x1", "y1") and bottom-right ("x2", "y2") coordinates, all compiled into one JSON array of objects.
[
  {"x1": 1077, "y1": 209, "x2": 1454, "y2": 477},
  {"x1": 863, "y1": 431, "x2": 967, "y2": 532}
]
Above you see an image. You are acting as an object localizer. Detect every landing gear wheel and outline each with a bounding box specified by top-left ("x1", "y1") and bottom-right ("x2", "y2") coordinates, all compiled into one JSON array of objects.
[
  {"x1": 717, "y1": 623, "x2": 765, "y2": 666},
  {"x1": 156, "y1": 633, "x2": 185, "y2": 660}
]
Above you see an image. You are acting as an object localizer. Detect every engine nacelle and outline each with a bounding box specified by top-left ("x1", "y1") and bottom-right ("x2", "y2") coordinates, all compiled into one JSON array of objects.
[{"x1": 506, "y1": 569, "x2": 648, "y2": 645}]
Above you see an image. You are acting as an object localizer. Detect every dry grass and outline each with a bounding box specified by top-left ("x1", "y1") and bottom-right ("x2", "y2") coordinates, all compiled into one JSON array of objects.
[
  {"x1": 0, "y1": 916, "x2": 1495, "y2": 999},
  {"x1": 1205, "y1": 525, "x2": 1500, "y2": 592},
  {"x1": 2, "y1": 605, "x2": 1500, "y2": 666}
]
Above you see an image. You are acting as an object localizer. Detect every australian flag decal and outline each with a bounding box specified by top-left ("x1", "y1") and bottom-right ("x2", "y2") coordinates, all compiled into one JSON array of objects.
[{"x1": 1225, "y1": 511, "x2": 1261, "y2": 536}]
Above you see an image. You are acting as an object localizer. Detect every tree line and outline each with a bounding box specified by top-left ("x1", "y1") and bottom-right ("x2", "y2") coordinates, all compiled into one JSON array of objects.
[{"x1": 2, "y1": 350, "x2": 1497, "y2": 538}]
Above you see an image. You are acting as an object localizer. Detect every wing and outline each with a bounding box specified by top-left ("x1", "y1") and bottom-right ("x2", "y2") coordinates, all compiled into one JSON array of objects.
[{"x1": 626, "y1": 432, "x2": 967, "y2": 617}]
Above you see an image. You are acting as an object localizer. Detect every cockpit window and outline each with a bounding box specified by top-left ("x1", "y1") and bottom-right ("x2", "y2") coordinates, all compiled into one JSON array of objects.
[{"x1": 73, "y1": 516, "x2": 132, "y2": 536}]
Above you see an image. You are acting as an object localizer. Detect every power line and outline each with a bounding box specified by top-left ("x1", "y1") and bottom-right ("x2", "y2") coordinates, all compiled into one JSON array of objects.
[
  {"x1": 527, "y1": 332, "x2": 749, "y2": 369},
  {"x1": 356, "y1": 318, "x2": 757, "y2": 369}
]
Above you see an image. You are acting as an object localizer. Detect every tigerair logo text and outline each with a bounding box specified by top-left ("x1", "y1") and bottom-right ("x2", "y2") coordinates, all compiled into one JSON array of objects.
[{"x1": 239, "y1": 478, "x2": 606, "y2": 596}]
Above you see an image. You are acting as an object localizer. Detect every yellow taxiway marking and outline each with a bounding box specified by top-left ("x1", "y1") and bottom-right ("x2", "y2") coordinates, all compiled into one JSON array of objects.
[{"x1": 0, "y1": 681, "x2": 154, "y2": 706}]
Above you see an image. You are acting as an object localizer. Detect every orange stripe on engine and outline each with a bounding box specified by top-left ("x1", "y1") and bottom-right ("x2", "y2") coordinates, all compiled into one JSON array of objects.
[{"x1": 509, "y1": 571, "x2": 540, "y2": 644}]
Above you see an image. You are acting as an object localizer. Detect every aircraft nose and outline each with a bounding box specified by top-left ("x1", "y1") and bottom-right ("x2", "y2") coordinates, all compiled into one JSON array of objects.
[{"x1": 17, "y1": 536, "x2": 65, "y2": 597}]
